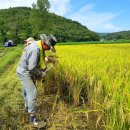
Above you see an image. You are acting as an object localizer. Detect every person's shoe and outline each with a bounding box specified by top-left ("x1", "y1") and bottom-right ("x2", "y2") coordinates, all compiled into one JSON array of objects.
[
  {"x1": 31, "y1": 120, "x2": 46, "y2": 128},
  {"x1": 30, "y1": 116, "x2": 46, "y2": 128}
]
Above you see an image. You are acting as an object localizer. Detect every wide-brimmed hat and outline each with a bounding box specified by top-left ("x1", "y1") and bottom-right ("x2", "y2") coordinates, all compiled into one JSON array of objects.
[
  {"x1": 48, "y1": 34, "x2": 57, "y2": 45},
  {"x1": 40, "y1": 34, "x2": 57, "y2": 53}
]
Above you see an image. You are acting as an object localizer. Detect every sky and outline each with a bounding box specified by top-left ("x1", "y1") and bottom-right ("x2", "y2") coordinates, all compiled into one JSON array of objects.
[{"x1": 0, "y1": 0, "x2": 130, "y2": 33}]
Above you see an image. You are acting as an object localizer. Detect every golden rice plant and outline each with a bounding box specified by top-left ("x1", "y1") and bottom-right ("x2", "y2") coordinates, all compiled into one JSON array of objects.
[{"x1": 54, "y1": 44, "x2": 130, "y2": 130}]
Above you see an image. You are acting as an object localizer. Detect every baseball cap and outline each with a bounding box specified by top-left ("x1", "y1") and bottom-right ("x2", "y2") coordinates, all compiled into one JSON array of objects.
[{"x1": 25, "y1": 37, "x2": 34, "y2": 44}]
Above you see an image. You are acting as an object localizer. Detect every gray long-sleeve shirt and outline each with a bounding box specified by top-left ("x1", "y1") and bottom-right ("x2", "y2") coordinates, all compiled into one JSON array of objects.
[{"x1": 16, "y1": 41, "x2": 44, "y2": 77}]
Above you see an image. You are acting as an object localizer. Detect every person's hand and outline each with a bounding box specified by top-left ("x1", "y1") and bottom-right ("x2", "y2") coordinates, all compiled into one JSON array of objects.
[
  {"x1": 45, "y1": 57, "x2": 52, "y2": 63},
  {"x1": 41, "y1": 71, "x2": 46, "y2": 78},
  {"x1": 45, "y1": 56, "x2": 57, "y2": 65}
]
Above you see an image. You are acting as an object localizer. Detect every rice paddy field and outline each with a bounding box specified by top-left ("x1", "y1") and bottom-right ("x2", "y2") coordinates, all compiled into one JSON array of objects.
[{"x1": 0, "y1": 43, "x2": 130, "y2": 130}]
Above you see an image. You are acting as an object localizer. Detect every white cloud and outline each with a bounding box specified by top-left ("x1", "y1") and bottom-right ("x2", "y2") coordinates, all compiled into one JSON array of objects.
[
  {"x1": 77, "y1": 3, "x2": 95, "y2": 13},
  {"x1": 0, "y1": 0, "x2": 70, "y2": 16},
  {"x1": 49, "y1": 0, "x2": 70, "y2": 16},
  {"x1": 0, "y1": 0, "x2": 36, "y2": 9},
  {"x1": 68, "y1": 3, "x2": 121, "y2": 32}
]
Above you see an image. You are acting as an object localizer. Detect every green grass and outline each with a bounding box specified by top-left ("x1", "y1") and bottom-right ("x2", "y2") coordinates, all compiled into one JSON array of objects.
[
  {"x1": 0, "y1": 47, "x2": 22, "y2": 74},
  {"x1": 0, "y1": 47, "x2": 23, "y2": 129}
]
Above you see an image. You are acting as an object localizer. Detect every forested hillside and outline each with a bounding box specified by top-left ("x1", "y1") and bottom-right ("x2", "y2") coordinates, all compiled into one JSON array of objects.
[
  {"x1": 98, "y1": 31, "x2": 130, "y2": 41},
  {"x1": 0, "y1": 7, "x2": 99, "y2": 45}
]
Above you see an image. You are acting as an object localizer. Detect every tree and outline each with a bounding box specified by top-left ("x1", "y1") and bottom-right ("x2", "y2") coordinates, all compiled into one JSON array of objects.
[
  {"x1": 0, "y1": 7, "x2": 100, "y2": 44},
  {"x1": 32, "y1": 0, "x2": 50, "y2": 12},
  {"x1": 30, "y1": 0, "x2": 51, "y2": 38},
  {"x1": 0, "y1": 20, "x2": 9, "y2": 45}
]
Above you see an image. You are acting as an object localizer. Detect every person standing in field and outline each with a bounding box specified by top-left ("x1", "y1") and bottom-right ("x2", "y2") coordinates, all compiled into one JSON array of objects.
[{"x1": 16, "y1": 34, "x2": 57, "y2": 127}]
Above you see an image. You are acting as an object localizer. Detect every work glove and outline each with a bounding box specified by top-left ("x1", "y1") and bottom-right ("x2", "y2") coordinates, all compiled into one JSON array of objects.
[{"x1": 41, "y1": 71, "x2": 46, "y2": 78}]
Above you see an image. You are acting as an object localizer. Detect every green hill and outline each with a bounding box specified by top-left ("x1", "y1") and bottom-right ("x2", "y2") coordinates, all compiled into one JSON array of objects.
[
  {"x1": 98, "y1": 31, "x2": 130, "y2": 41},
  {"x1": 0, "y1": 7, "x2": 99, "y2": 45}
]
